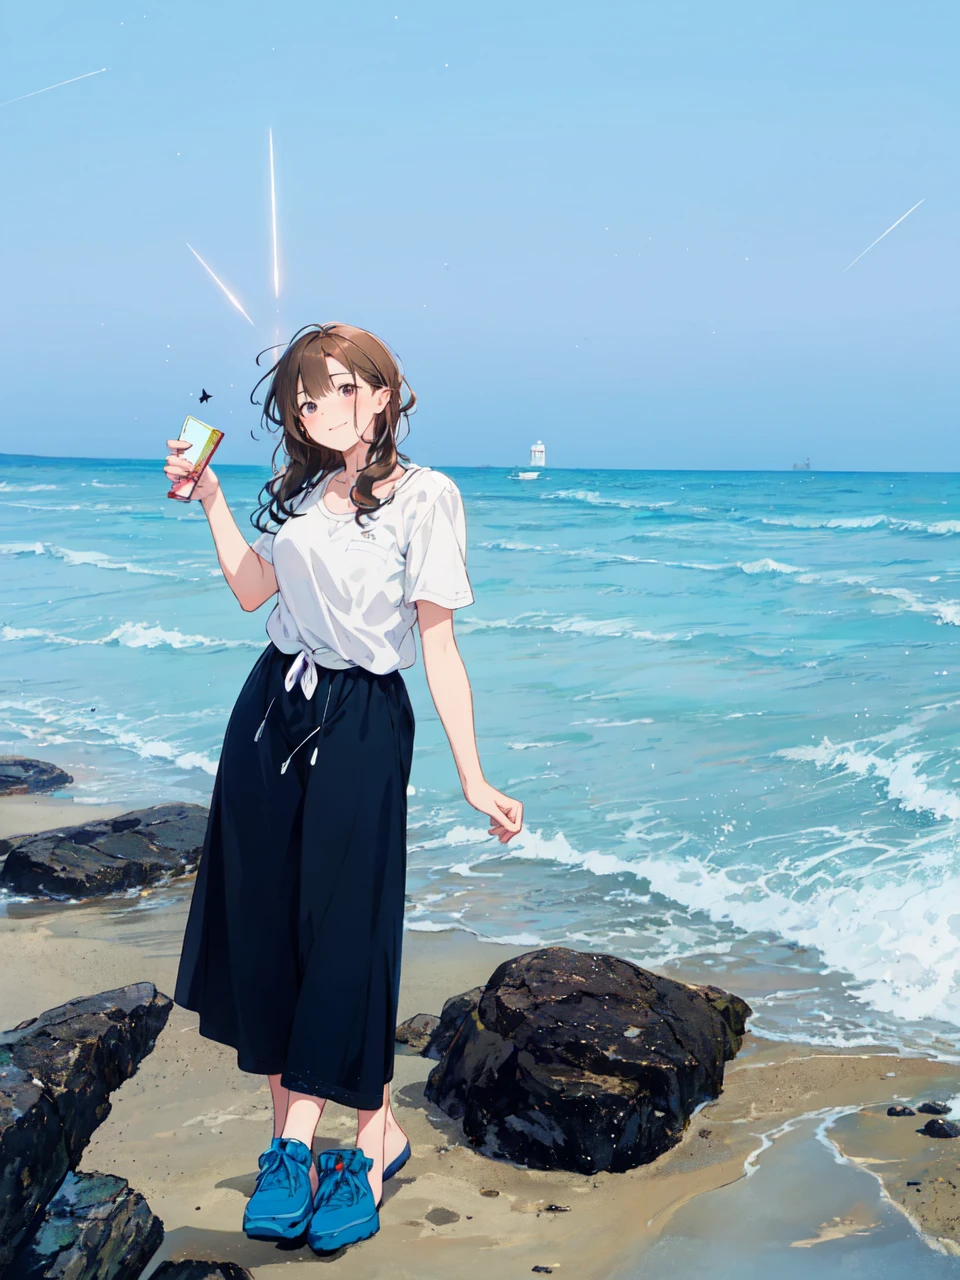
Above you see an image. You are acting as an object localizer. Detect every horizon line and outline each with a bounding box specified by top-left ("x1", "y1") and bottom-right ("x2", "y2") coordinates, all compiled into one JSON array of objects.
[{"x1": 0, "y1": 450, "x2": 957, "y2": 477}]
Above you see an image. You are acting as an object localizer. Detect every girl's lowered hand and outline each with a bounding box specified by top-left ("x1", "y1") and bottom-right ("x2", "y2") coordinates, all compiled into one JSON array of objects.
[
  {"x1": 464, "y1": 780, "x2": 523, "y2": 844},
  {"x1": 164, "y1": 439, "x2": 220, "y2": 503}
]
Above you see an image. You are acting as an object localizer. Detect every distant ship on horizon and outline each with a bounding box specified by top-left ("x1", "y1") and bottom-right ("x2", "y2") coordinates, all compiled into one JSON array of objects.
[
  {"x1": 792, "y1": 458, "x2": 811, "y2": 471},
  {"x1": 514, "y1": 440, "x2": 546, "y2": 480}
]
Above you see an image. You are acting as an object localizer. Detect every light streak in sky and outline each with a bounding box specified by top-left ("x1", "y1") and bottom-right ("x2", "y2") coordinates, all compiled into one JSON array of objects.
[
  {"x1": 269, "y1": 128, "x2": 280, "y2": 298},
  {"x1": 0, "y1": 67, "x2": 107, "y2": 108},
  {"x1": 186, "y1": 244, "x2": 255, "y2": 326},
  {"x1": 842, "y1": 199, "x2": 925, "y2": 273}
]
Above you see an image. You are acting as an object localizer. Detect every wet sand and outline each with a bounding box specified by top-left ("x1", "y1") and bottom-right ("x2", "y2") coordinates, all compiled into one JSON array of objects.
[{"x1": 3, "y1": 795, "x2": 960, "y2": 1276}]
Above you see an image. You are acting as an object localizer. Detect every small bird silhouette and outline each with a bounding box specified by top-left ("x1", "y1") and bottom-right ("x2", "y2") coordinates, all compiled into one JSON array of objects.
[{"x1": 199, "y1": 388, "x2": 212, "y2": 403}]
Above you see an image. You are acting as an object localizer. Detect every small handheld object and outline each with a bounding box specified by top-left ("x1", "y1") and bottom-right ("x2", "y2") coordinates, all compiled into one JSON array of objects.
[{"x1": 168, "y1": 415, "x2": 224, "y2": 501}]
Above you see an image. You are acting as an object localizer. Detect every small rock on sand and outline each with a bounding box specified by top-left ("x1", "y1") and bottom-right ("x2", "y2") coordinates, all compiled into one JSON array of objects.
[
  {"x1": 922, "y1": 1118, "x2": 960, "y2": 1140},
  {"x1": 0, "y1": 757, "x2": 73, "y2": 797}
]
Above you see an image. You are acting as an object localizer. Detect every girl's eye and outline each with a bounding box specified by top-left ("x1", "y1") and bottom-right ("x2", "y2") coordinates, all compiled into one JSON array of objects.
[
  {"x1": 300, "y1": 401, "x2": 317, "y2": 415},
  {"x1": 338, "y1": 384, "x2": 357, "y2": 398}
]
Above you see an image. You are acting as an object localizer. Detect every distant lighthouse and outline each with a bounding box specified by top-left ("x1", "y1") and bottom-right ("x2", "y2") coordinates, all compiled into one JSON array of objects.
[{"x1": 530, "y1": 440, "x2": 546, "y2": 467}]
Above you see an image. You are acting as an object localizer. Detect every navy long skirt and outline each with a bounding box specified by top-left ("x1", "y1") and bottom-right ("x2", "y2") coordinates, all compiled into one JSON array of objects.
[{"x1": 174, "y1": 643, "x2": 415, "y2": 1111}]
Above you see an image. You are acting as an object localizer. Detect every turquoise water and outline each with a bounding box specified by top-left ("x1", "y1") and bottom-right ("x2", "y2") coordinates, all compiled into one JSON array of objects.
[{"x1": 4, "y1": 453, "x2": 960, "y2": 1055}]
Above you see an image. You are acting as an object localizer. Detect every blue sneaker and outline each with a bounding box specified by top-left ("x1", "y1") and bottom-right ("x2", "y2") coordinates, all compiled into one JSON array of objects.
[
  {"x1": 384, "y1": 1139, "x2": 411, "y2": 1181},
  {"x1": 242, "y1": 1137, "x2": 314, "y2": 1240},
  {"x1": 307, "y1": 1148, "x2": 379, "y2": 1252}
]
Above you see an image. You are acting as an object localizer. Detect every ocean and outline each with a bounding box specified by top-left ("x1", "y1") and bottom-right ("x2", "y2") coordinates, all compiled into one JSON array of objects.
[{"x1": 3, "y1": 452, "x2": 960, "y2": 1058}]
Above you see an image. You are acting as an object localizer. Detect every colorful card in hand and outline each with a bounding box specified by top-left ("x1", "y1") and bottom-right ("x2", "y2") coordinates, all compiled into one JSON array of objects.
[{"x1": 168, "y1": 415, "x2": 224, "y2": 501}]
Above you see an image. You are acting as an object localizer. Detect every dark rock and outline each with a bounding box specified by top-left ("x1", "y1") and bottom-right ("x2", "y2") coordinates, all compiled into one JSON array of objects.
[
  {"x1": 395, "y1": 1013, "x2": 440, "y2": 1053},
  {"x1": 543, "y1": 1204, "x2": 570, "y2": 1212},
  {"x1": 151, "y1": 1265, "x2": 254, "y2": 1280},
  {"x1": 0, "y1": 1070, "x2": 68, "y2": 1273},
  {"x1": 0, "y1": 758, "x2": 73, "y2": 797},
  {"x1": 7, "y1": 1171, "x2": 163, "y2": 1279},
  {"x1": 0, "y1": 984, "x2": 172, "y2": 1269},
  {"x1": 922, "y1": 1118, "x2": 960, "y2": 1139},
  {"x1": 424, "y1": 946, "x2": 751, "y2": 1174},
  {"x1": 918, "y1": 1101, "x2": 952, "y2": 1116},
  {"x1": 0, "y1": 804, "x2": 208, "y2": 899},
  {"x1": 888, "y1": 1105, "x2": 916, "y2": 1117},
  {"x1": 425, "y1": 986, "x2": 486, "y2": 1060}
]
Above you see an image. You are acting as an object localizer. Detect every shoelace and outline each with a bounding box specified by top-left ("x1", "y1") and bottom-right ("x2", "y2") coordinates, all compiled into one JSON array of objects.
[
  {"x1": 314, "y1": 1157, "x2": 367, "y2": 1210},
  {"x1": 254, "y1": 1144, "x2": 307, "y2": 1197}
]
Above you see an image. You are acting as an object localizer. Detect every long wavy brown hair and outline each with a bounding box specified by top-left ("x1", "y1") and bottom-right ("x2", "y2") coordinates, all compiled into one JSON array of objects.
[{"x1": 251, "y1": 323, "x2": 416, "y2": 531}]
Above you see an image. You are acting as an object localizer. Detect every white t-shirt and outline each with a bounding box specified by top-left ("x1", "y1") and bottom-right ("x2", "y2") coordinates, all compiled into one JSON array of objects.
[{"x1": 251, "y1": 464, "x2": 474, "y2": 676}]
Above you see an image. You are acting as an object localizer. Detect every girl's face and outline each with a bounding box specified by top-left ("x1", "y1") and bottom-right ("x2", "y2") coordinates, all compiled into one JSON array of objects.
[{"x1": 296, "y1": 357, "x2": 391, "y2": 451}]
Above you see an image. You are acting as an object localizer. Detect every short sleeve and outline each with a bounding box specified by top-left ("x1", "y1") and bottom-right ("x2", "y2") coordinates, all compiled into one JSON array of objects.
[
  {"x1": 251, "y1": 530, "x2": 275, "y2": 564},
  {"x1": 403, "y1": 479, "x2": 474, "y2": 610}
]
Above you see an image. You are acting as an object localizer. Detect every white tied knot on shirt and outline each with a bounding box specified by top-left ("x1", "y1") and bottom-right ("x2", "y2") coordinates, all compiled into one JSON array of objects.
[{"x1": 284, "y1": 650, "x2": 320, "y2": 700}]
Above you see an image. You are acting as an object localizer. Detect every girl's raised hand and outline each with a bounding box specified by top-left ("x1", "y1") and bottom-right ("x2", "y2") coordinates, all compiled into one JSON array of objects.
[
  {"x1": 164, "y1": 438, "x2": 220, "y2": 503},
  {"x1": 463, "y1": 779, "x2": 523, "y2": 844}
]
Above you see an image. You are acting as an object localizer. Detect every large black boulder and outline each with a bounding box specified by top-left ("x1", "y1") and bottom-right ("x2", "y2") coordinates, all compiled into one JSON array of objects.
[
  {"x1": 424, "y1": 947, "x2": 751, "y2": 1174},
  {"x1": 0, "y1": 984, "x2": 172, "y2": 1269},
  {"x1": 152, "y1": 1264, "x2": 254, "y2": 1280},
  {"x1": 0, "y1": 757, "x2": 73, "y2": 797},
  {"x1": 0, "y1": 804, "x2": 208, "y2": 899},
  {"x1": 7, "y1": 1171, "x2": 163, "y2": 1280},
  {"x1": 425, "y1": 986, "x2": 486, "y2": 1060}
]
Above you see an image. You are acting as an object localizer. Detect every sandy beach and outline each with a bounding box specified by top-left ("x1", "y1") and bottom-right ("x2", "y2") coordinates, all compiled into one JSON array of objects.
[{"x1": 4, "y1": 795, "x2": 960, "y2": 1277}]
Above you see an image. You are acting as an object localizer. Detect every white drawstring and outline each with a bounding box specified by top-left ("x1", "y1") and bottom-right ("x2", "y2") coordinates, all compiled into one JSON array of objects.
[
  {"x1": 254, "y1": 652, "x2": 334, "y2": 774},
  {"x1": 253, "y1": 697, "x2": 276, "y2": 743},
  {"x1": 279, "y1": 682, "x2": 333, "y2": 776}
]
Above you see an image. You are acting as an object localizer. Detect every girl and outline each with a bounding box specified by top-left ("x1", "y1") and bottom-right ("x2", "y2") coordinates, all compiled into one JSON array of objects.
[{"x1": 165, "y1": 323, "x2": 523, "y2": 1254}]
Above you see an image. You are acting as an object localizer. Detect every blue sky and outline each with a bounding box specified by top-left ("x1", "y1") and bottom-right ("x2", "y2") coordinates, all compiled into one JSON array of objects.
[{"x1": 1, "y1": 1, "x2": 957, "y2": 470}]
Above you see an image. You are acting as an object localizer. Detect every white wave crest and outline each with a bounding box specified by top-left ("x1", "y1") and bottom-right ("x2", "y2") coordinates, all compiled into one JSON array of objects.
[
  {"x1": 502, "y1": 824, "x2": 960, "y2": 1027},
  {"x1": 779, "y1": 735, "x2": 960, "y2": 822},
  {"x1": 868, "y1": 586, "x2": 960, "y2": 627},
  {"x1": 49, "y1": 545, "x2": 178, "y2": 577},
  {"x1": 541, "y1": 488, "x2": 676, "y2": 510},
  {"x1": 740, "y1": 558, "x2": 805, "y2": 575},
  {"x1": 0, "y1": 541, "x2": 45, "y2": 556},
  {"x1": 573, "y1": 717, "x2": 654, "y2": 726},
  {"x1": 760, "y1": 513, "x2": 960, "y2": 537},
  {"x1": 0, "y1": 697, "x2": 219, "y2": 776},
  {"x1": 1, "y1": 621, "x2": 259, "y2": 652},
  {"x1": 458, "y1": 611, "x2": 684, "y2": 643},
  {"x1": 0, "y1": 540, "x2": 178, "y2": 576},
  {"x1": 0, "y1": 482, "x2": 58, "y2": 491}
]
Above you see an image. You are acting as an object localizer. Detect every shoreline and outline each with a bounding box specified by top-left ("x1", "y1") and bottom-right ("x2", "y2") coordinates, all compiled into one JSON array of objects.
[{"x1": 4, "y1": 794, "x2": 960, "y2": 1274}]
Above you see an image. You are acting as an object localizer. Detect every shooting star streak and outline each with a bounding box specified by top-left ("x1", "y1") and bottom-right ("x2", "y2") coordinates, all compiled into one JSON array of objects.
[
  {"x1": 186, "y1": 244, "x2": 256, "y2": 326},
  {"x1": 269, "y1": 128, "x2": 280, "y2": 298},
  {"x1": 842, "y1": 199, "x2": 925, "y2": 273},
  {"x1": 0, "y1": 67, "x2": 107, "y2": 108}
]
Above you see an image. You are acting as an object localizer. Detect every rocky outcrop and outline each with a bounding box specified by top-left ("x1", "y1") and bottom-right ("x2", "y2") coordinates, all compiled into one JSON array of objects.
[
  {"x1": 425, "y1": 947, "x2": 751, "y2": 1174},
  {"x1": 0, "y1": 757, "x2": 73, "y2": 797},
  {"x1": 0, "y1": 984, "x2": 172, "y2": 1270},
  {"x1": 7, "y1": 1172, "x2": 163, "y2": 1280},
  {"x1": 426, "y1": 987, "x2": 486, "y2": 1060},
  {"x1": 151, "y1": 1264, "x2": 254, "y2": 1280},
  {"x1": 0, "y1": 804, "x2": 208, "y2": 900},
  {"x1": 395, "y1": 1013, "x2": 440, "y2": 1053},
  {"x1": 395, "y1": 986, "x2": 486, "y2": 1059},
  {"x1": 922, "y1": 1117, "x2": 960, "y2": 1139}
]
